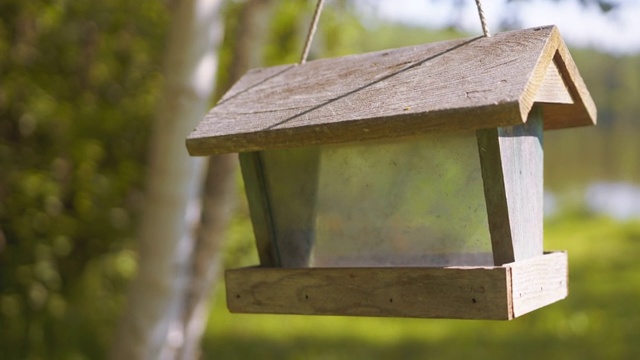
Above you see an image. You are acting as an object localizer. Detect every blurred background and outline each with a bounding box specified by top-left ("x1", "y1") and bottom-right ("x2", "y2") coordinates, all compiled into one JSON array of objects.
[{"x1": 1, "y1": 0, "x2": 639, "y2": 359}]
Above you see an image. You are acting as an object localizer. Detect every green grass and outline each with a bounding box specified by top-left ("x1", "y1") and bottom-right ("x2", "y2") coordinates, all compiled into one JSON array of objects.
[{"x1": 202, "y1": 216, "x2": 640, "y2": 359}]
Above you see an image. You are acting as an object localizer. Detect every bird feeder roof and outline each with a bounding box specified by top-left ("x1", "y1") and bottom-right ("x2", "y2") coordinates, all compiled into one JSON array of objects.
[{"x1": 187, "y1": 25, "x2": 596, "y2": 156}]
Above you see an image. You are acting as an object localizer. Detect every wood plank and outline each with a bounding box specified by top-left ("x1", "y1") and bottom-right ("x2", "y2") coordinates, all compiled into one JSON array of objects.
[
  {"x1": 543, "y1": 47, "x2": 597, "y2": 130},
  {"x1": 239, "y1": 152, "x2": 279, "y2": 266},
  {"x1": 226, "y1": 265, "x2": 511, "y2": 319},
  {"x1": 477, "y1": 106, "x2": 543, "y2": 265},
  {"x1": 186, "y1": 26, "x2": 595, "y2": 156},
  {"x1": 225, "y1": 252, "x2": 567, "y2": 320},
  {"x1": 259, "y1": 147, "x2": 320, "y2": 267},
  {"x1": 534, "y1": 61, "x2": 573, "y2": 104},
  {"x1": 508, "y1": 251, "x2": 568, "y2": 318}
]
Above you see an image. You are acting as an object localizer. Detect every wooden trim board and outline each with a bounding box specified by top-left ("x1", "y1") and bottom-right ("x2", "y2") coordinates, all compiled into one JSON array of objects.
[
  {"x1": 477, "y1": 106, "x2": 544, "y2": 265},
  {"x1": 225, "y1": 251, "x2": 567, "y2": 320},
  {"x1": 238, "y1": 152, "x2": 279, "y2": 267}
]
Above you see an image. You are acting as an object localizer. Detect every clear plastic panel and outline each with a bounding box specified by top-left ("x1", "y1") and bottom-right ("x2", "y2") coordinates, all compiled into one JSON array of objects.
[{"x1": 260, "y1": 131, "x2": 492, "y2": 268}]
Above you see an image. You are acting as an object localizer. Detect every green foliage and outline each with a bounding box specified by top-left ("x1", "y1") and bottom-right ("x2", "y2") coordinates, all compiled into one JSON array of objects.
[
  {"x1": 263, "y1": 0, "x2": 312, "y2": 66},
  {"x1": 0, "y1": 1, "x2": 168, "y2": 358}
]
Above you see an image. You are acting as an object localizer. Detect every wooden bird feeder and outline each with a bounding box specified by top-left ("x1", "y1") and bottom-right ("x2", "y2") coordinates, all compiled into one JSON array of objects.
[{"x1": 186, "y1": 26, "x2": 596, "y2": 320}]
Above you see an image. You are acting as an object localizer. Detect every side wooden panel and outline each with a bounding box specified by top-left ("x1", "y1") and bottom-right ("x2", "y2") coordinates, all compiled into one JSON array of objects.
[
  {"x1": 239, "y1": 152, "x2": 278, "y2": 266},
  {"x1": 477, "y1": 105, "x2": 544, "y2": 265},
  {"x1": 259, "y1": 147, "x2": 321, "y2": 268},
  {"x1": 227, "y1": 266, "x2": 511, "y2": 320},
  {"x1": 225, "y1": 252, "x2": 567, "y2": 320},
  {"x1": 508, "y1": 251, "x2": 568, "y2": 318}
]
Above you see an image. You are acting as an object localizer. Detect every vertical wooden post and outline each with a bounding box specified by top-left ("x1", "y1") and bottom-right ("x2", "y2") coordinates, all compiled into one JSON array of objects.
[
  {"x1": 477, "y1": 106, "x2": 544, "y2": 265},
  {"x1": 239, "y1": 152, "x2": 280, "y2": 267},
  {"x1": 240, "y1": 148, "x2": 321, "y2": 268},
  {"x1": 260, "y1": 147, "x2": 320, "y2": 267}
]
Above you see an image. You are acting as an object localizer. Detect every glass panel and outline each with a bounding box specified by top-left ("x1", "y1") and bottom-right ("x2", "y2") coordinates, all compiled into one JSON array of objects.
[{"x1": 260, "y1": 131, "x2": 492, "y2": 268}]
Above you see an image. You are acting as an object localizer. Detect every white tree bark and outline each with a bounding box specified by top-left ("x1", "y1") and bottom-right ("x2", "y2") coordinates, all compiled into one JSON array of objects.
[
  {"x1": 176, "y1": 154, "x2": 237, "y2": 360},
  {"x1": 110, "y1": 0, "x2": 224, "y2": 359},
  {"x1": 175, "y1": 2, "x2": 275, "y2": 358}
]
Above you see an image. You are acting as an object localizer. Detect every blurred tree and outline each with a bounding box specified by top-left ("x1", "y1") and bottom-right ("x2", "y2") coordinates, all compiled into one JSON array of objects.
[
  {"x1": 175, "y1": 1, "x2": 276, "y2": 358},
  {"x1": 109, "y1": 0, "x2": 225, "y2": 359},
  {"x1": 375, "y1": 0, "x2": 625, "y2": 32},
  {"x1": 506, "y1": 0, "x2": 619, "y2": 12},
  {"x1": 0, "y1": 1, "x2": 168, "y2": 358}
]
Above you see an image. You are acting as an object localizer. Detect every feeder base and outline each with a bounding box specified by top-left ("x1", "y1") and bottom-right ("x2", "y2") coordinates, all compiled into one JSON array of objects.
[{"x1": 225, "y1": 251, "x2": 567, "y2": 320}]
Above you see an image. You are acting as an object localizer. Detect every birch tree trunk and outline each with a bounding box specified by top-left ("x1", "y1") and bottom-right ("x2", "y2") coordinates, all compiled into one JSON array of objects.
[
  {"x1": 176, "y1": 1, "x2": 275, "y2": 358},
  {"x1": 175, "y1": 154, "x2": 237, "y2": 360},
  {"x1": 110, "y1": 0, "x2": 224, "y2": 359}
]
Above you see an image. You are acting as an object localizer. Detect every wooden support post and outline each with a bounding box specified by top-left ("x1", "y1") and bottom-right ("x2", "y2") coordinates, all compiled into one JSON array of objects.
[
  {"x1": 239, "y1": 152, "x2": 279, "y2": 267},
  {"x1": 259, "y1": 147, "x2": 320, "y2": 268},
  {"x1": 477, "y1": 106, "x2": 544, "y2": 265},
  {"x1": 241, "y1": 147, "x2": 321, "y2": 268}
]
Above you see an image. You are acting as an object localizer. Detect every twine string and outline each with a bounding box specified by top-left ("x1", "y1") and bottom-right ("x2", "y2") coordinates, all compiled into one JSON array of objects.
[
  {"x1": 474, "y1": 0, "x2": 491, "y2": 37},
  {"x1": 300, "y1": 0, "x2": 491, "y2": 65},
  {"x1": 299, "y1": 0, "x2": 325, "y2": 64}
]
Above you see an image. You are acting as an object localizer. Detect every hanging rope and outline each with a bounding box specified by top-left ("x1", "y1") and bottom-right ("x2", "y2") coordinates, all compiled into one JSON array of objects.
[
  {"x1": 474, "y1": 0, "x2": 491, "y2": 37},
  {"x1": 299, "y1": 0, "x2": 326, "y2": 65},
  {"x1": 300, "y1": 0, "x2": 490, "y2": 64}
]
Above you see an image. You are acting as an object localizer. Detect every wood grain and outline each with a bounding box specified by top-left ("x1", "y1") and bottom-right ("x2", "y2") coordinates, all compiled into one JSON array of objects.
[
  {"x1": 534, "y1": 61, "x2": 573, "y2": 104},
  {"x1": 225, "y1": 252, "x2": 567, "y2": 320},
  {"x1": 239, "y1": 152, "x2": 279, "y2": 266},
  {"x1": 227, "y1": 264, "x2": 511, "y2": 319},
  {"x1": 509, "y1": 251, "x2": 568, "y2": 318},
  {"x1": 187, "y1": 26, "x2": 595, "y2": 156},
  {"x1": 543, "y1": 47, "x2": 597, "y2": 130},
  {"x1": 477, "y1": 106, "x2": 544, "y2": 265},
  {"x1": 258, "y1": 146, "x2": 321, "y2": 267}
]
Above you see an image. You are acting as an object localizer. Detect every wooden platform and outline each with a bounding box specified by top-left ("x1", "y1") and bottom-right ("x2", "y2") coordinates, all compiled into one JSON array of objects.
[{"x1": 225, "y1": 252, "x2": 568, "y2": 320}]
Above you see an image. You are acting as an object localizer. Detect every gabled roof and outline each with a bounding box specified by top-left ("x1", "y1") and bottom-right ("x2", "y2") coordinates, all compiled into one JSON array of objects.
[{"x1": 187, "y1": 26, "x2": 596, "y2": 156}]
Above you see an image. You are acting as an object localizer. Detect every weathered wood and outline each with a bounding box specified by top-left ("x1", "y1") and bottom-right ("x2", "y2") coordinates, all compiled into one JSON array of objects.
[
  {"x1": 259, "y1": 147, "x2": 320, "y2": 267},
  {"x1": 534, "y1": 60, "x2": 573, "y2": 104},
  {"x1": 225, "y1": 252, "x2": 567, "y2": 320},
  {"x1": 509, "y1": 251, "x2": 568, "y2": 318},
  {"x1": 543, "y1": 49, "x2": 597, "y2": 130},
  {"x1": 477, "y1": 106, "x2": 543, "y2": 265},
  {"x1": 187, "y1": 26, "x2": 595, "y2": 156},
  {"x1": 239, "y1": 152, "x2": 279, "y2": 266}
]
